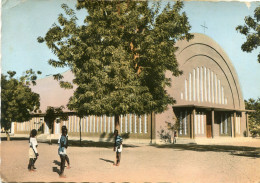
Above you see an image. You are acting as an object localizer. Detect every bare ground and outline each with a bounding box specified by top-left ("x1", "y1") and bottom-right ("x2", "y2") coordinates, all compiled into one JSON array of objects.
[{"x1": 1, "y1": 139, "x2": 260, "y2": 183}]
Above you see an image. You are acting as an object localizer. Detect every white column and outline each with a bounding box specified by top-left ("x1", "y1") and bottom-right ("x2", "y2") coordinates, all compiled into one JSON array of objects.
[
  {"x1": 194, "y1": 113, "x2": 197, "y2": 135},
  {"x1": 108, "y1": 116, "x2": 110, "y2": 133},
  {"x1": 77, "y1": 116, "x2": 79, "y2": 132},
  {"x1": 125, "y1": 115, "x2": 128, "y2": 133},
  {"x1": 215, "y1": 74, "x2": 218, "y2": 104},
  {"x1": 11, "y1": 122, "x2": 15, "y2": 134},
  {"x1": 185, "y1": 79, "x2": 188, "y2": 101},
  {"x1": 74, "y1": 116, "x2": 76, "y2": 132},
  {"x1": 104, "y1": 115, "x2": 106, "y2": 133},
  {"x1": 193, "y1": 69, "x2": 196, "y2": 101},
  {"x1": 100, "y1": 116, "x2": 103, "y2": 132},
  {"x1": 86, "y1": 116, "x2": 89, "y2": 132},
  {"x1": 129, "y1": 114, "x2": 132, "y2": 133},
  {"x1": 218, "y1": 80, "x2": 221, "y2": 104},
  {"x1": 134, "y1": 115, "x2": 137, "y2": 133},
  {"x1": 96, "y1": 116, "x2": 99, "y2": 133},
  {"x1": 211, "y1": 71, "x2": 214, "y2": 104},
  {"x1": 237, "y1": 114, "x2": 241, "y2": 134},
  {"x1": 112, "y1": 116, "x2": 115, "y2": 132},
  {"x1": 189, "y1": 73, "x2": 192, "y2": 101},
  {"x1": 224, "y1": 114, "x2": 228, "y2": 134},
  {"x1": 222, "y1": 87, "x2": 224, "y2": 104},
  {"x1": 208, "y1": 68, "x2": 211, "y2": 102},
  {"x1": 139, "y1": 116, "x2": 142, "y2": 133},
  {"x1": 45, "y1": 122, "x2": 49, "y2": 134},
  {"x1": 180, "y1": 112, "x2": 183, "y2": 135},
  {"x1": 56, "y1": 121, "x2": 60, "y2": 134},
  {"x1": 197, "y1": 67, "x2": 200, "y2": 102},
  {"x1": 89, "y1": 116, "x2": 92, "y2": 132},
  {"x1": 236, "y1": 116, "x2": 238, "y2": 134},
  {"x1": 204, "y1": 67, "x2": 207, "y2": 102},
  {"x1": 68, "y1": 116, "x2": 71, "y2": 132},
  {"x1": 200, "y1": 67, "x2": 203, "y2": 102},
  {"x1": 93, "y1": 116, "x2": 95, "y2": 133},
  {"x1": 144, "y1": 114, "x2": 147, "y2": 133}
]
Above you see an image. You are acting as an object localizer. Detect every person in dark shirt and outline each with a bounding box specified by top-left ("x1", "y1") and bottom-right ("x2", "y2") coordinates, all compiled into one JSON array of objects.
[
  {"x1": 58, "y1": 126, "x2": 70, "y2": 169},
  {"x1": 58, "y1": 127, "x2": 68, "y2": 178},
  {"x1": 113, "y1": 130, "x2": 123, "y2": 166}
]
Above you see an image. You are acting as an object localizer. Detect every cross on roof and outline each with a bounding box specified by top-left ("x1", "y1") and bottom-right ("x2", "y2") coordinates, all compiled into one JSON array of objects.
[{"x1": 201, "y1": 22, "x2": 208, "y2": 34}]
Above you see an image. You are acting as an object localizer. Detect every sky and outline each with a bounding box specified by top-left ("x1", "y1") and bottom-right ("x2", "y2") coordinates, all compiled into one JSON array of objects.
[{"x1": 1, "y1": 0, "x2": 260, "y2": 100}]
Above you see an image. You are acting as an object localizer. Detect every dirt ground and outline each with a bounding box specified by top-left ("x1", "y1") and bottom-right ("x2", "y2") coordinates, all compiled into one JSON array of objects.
[{"x1": 1, "y1": 139, "x2": 260, "y2": 183}]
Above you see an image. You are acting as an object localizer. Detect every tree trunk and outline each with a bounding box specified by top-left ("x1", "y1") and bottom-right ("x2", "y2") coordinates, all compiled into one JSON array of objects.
[
  {"x1": 6, "y1": 131, "x2": 10, "y2": 141},
  {"x1": 49, "y1": 128, "x2": 52, "y2": 145},
  {"x1": 79, "y1": 117, "x2": 82, "y2": 146},
  {"x1": 49, "y1": 122, "x2": 54, "y2": 145},
  {"x1": 115, "y1": 115, "x2": 120, "y2": 131}
]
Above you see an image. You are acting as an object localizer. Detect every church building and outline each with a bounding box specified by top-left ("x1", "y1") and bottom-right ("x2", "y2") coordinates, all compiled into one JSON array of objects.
[{"x1": 11, "y1": 33, "x2": 249, "y2": 143}]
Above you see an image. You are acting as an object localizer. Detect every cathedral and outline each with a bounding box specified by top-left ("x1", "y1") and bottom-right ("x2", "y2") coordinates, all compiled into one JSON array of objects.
[{"x1": 11, "y1": 33, "x2": 249, "y2": 143}]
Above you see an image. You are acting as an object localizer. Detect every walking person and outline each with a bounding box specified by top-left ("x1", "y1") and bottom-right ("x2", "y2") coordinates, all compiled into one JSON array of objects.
[
  {"x1": 28, "y1": 129, "x2": 39, "y2": 172},
  {"x1": 58, "y1": 126, "x2": 70, "y2": 169},
  {"x1": 113, "y1": 130, "x2": 123, "y2": 166},
  {"x1": 58, "y1": 127, "x2": 68, "y2": 178}
]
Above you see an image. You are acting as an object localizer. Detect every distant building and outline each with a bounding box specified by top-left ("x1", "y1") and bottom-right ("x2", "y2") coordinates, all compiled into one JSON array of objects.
[{"x1": 12, "y1": 33, "x2": 249, "y2": 142}]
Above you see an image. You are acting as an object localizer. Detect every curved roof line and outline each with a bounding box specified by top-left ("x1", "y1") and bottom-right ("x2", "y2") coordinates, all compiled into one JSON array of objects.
[
  {"x1": 184, "y1": 54, "x2": 236, "y2": 108},
  {"x1": 176, "y1": 34, "x2": 243, "y2": 109}
]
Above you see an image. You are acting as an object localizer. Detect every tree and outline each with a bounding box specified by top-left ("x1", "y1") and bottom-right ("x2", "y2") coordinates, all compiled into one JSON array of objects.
[
  {"x1": 236, "y1": 6, "x2": 260, "y2": 63},
  {"x1": 1, "y1": 70, "x2": 41, "y2": 141},
  {"x1": 38, "y1": 1, "x2": 193, "y2": 130},
  {"x1": 44, "y1": 106, "x2": 68, "y2": 144},
  {"x1": 245, "y1": 98, "x2": 260, "y2": 137}
]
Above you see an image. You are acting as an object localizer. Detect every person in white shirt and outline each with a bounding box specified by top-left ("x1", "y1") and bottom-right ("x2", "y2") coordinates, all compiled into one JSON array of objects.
[{"x1": 28, "y1": 129, "x2": 39, "y2": 172}]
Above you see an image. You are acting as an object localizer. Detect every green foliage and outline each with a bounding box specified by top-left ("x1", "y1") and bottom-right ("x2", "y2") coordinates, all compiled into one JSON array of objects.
[
  {"x1": 245, "y1": 98, "x2": 260, "y2": 137},
  {"x1": 158, "y1": 116, "x2": 179, "y2": 142},
  {"x1": 38, "y1": 1, "x2": 193, "y2": 117},
  {"x1": 1, "y1": 70, "x2": 41, "y2": 132},
  {"x1": 44, "y1": 106, "x2": 68, "y2": 132},
  {"x1": 236, "y1": 6, "x2": 260, "y2": 63}
]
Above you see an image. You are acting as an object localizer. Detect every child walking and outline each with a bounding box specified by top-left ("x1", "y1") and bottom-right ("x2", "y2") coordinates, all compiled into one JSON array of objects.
[
  {"x1": 58, "y1": 127, "x2": 68, "y2": 178},
  {"x1": 28, "y1": 129, "x2": 39, "y2": 172},
  {"x1": 58, "y1": 126, "x2": 70, "y2": 169},
  {"x1": 113, "y1": 130, "x2": 123, "y2": 166}
]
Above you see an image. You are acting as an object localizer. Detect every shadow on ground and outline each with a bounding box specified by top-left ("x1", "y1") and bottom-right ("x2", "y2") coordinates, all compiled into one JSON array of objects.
[
  {"x1": 53, "y1": 160, "x2": 61, "y2": 166},
  {"x1": 99, "y1": 158, "x2": 114, "y2": 164},
  {"x1": 52, "y1": 166, "x2": 60, "y2": 175},
  {"x1": 1, "y1": 137, "x2": 29, "y2": 141},
  {"x1": 1, "y1": 136, "x2": 139, "y2": 148},
  {"x1": 151, "y1": 144, "x2": 260, "y2": 158},
  {"x1": 39, "y1": 140, "x2": 139, "y2": 149}
]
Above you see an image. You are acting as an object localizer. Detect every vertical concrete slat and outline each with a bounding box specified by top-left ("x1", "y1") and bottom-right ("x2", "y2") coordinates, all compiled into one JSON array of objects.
[
  {"x1": 233, "y1": 111, "x2": 237, "y2": 138},
  {"x1": 191, "y1": 108, "x2": 195, "y2": 139}
]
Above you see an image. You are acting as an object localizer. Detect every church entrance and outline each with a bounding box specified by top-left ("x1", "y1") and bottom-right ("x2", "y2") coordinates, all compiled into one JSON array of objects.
[{"x1": 206, "y1": 112, "x2": 212, "y2": 138}]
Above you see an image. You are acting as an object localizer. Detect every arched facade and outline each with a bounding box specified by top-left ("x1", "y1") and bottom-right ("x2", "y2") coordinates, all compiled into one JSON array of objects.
[{"x1": 155, "y1": 33, "x2": 247, "y2": 140}]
